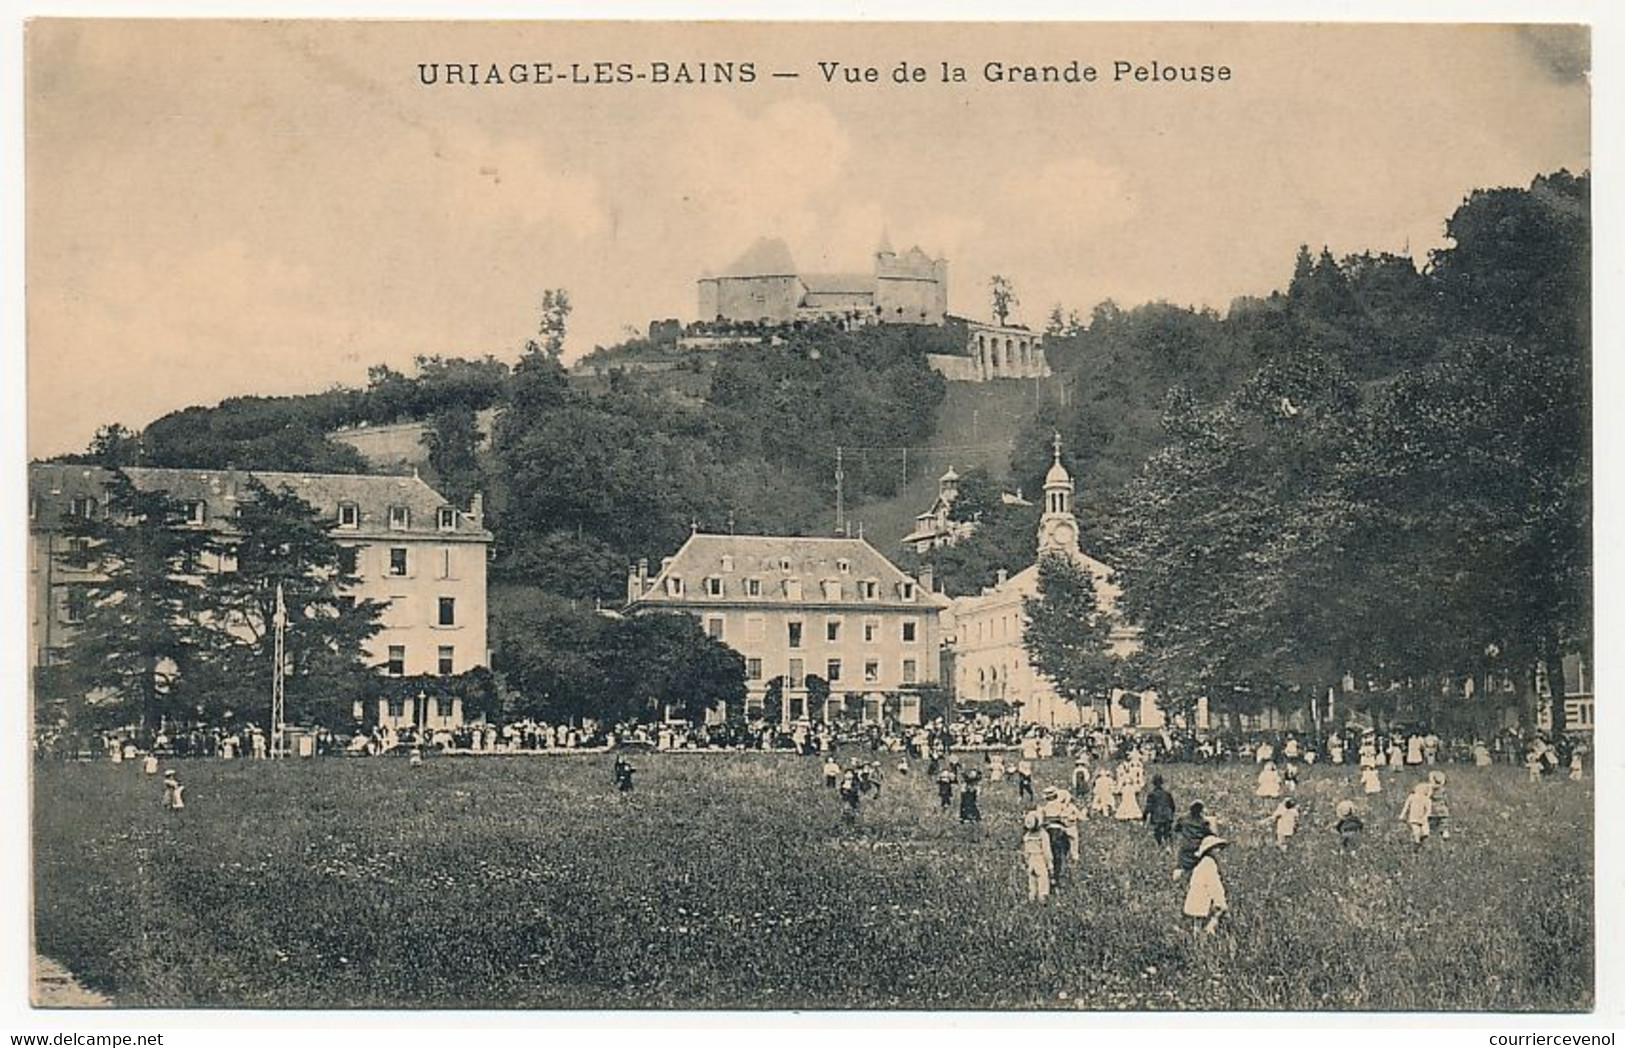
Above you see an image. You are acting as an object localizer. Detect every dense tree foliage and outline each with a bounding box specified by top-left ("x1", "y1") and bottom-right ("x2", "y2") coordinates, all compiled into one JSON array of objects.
[{"x1": 1022, "y1": 552, "x2": 1121, "y2": 723}]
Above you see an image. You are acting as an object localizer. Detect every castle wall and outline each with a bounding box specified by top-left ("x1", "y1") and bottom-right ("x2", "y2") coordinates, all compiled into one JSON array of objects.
[{"x1": 702, "y1": 275, "x2": 801, "y2": 324}]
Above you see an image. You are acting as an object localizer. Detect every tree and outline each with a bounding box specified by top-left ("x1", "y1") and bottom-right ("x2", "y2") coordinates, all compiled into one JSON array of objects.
[
  {"x1": 805, "y1": 674, "x2": 831, "y2": 722},
  {"x1": 1022, "y1": 552, "x2": 1120, "y2": 723},
  {"x1": 990, "y1": 275, "x2": 1019, "y2": 326},
  {"x1": 86, "y1": 424, "x2": 142, "y2": 467},
  {"x1": 532, "y1": 289, "x2": 572, "y2": 360},
  {"x1": 489, "y1": 595, "x2": 609, "y2": 723},
  {"x1": 422, "y1": 404, "x2": 483, "y2": 508},
  {"x1": 56, "y1": 472, "x2": 219, "y2": 731},
  {"x1": 600, "y1": 613, "x2": 747, "y2": 723},
  {"x1": 199, "y1": 478, "x2": 384, "y2": 728}
]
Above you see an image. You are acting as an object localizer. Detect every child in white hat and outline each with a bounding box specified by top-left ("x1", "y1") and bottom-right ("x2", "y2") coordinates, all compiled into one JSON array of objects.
[
  {"x1": 1261, "y1": 797, "x2": 1299, "y2": 851},
  {"x1": 161, "y1": 770, "x2": 185, "y2": 812},
  {"x1": 1021, "y1": 809, "x2": 1053, "y2": 903},
  {"x1": 1360, "y1": 764, "x2": 1382, "y2": 796},
  {"x1": 1399, "y1": 781, "x2": 1433, "y2": 849},
  {"x1": 1182, "y1": 835, "x2": 1230, "y2": 935}
]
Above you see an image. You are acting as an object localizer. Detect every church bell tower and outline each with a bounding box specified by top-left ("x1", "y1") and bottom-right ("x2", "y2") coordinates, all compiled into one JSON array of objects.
[{"x1": 1037, "y1": 431, "x2": 1080, "y2": 555}]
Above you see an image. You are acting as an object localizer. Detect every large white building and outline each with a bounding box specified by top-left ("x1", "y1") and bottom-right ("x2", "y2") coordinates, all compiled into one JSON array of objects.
[
  {"x1": 947, "y1": 437, "x2": 1154, "y2": 729},
  {"x1": 28, "y1": 464, "x2": 491, "y2": 731},
  {"x1": 626, "y1": 532, "x2": 947, "y2": 725}
]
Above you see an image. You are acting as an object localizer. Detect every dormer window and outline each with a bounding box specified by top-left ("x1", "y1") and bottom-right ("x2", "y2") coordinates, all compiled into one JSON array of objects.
[
  {"x1": 338, "y1": 502, "x2": 360, "y2": 529},
  {"x1": 705, "y1": 576, "x2": 724, "y2": 598},
  {"x1": 778, "y1": 557, "x2": 792, "y2": 572},
  {"x1": 184, "y1": 500, "x2": 208, "y2": 526},
  {"x1": 900, "y1": 581, "x2": 917, "y2": 602},
  {"x1": 69, "y1": 495, "x2": 97, "y2": 519},
  {"x1": 784, "y1": 578, "x2": 803, "y2": 601},
  {"x1": 436, "y1": 506, "x2": 457, "y2": 531},
  {"x1": 836, "y1": 558, "x2": 851, "y2": 574},
  {"x1": 859, "y1": 579, "x2": 879, "y2": 600},
  {"x1": 665, "y1": 576, "x2": 685, "y2": 598},
  {"x1": 821, "y1": 579, "x2": 842, "y2": 601},
  {"x1": 720, "y1": 555, "x2": 735, "y2": 573},
  {"x1": 744, "y1": 577, "x2": 762, "y2": 597},
  {"x1": 388, "y1": 505, "x2": 411, "y2": 531}
]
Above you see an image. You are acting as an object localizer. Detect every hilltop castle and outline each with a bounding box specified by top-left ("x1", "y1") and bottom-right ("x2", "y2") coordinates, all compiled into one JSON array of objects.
[{"x1": 697, "y1": 236, "x2": 948, "y2": 327}]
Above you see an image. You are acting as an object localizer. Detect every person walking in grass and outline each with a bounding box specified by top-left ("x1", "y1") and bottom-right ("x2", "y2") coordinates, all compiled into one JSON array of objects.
[
  {"x1": 1332, "y1": 800, "x2": 1365, "y2": 851},
  {"x1": 1015, "y1": 759, "x2": 1035, "y2": 805},
  {"x1": 1360, "y1": 763, "x2": 1382, "y2": 797},
  {"x1": 839, "y1": 766, "x2": 861, "y2": 822},
  {"x1": 1399, "y1": 781, "x2": 1433, "y2": 850},
  {"x1": 937, "y1": 767, "x2": 956, "y2": 811},
  {"x1": 1255, "y1": 761, "x2": 1282, "y2": 800},
  {"x1": 1182, "y1": 836, "x2": 1230, "y2": 936},
  {"x1": 1173, "y1": 801, "x2": 1211, "y2": 880},
  {"x1": 1145, "y1": 774, "x2": 1176, "y2": 847},
  {"x1": 959, "y1": 768, "x2": 982, "y2": 823},
  {"x1": 613, "y1": 754, "x2": 636, "y2": 792},
  {"x1": 1021, "y1": 809, "x2": 1053, "y2": 903},
  {"x1": 1426, "y1": 771, "x2": 1451, "y2": 841},
  {"x1": 822, "y1": 756, "x2": 840, "y2": 788},
  {"x1": 1090, "y1": 767, "x2": 1117, "y2": 819},
  {"x1": 1260, "y1": 797, "x2": 1299, "y2": 852},
  {"x1": 161, "y1": 770, "x2": 185, "y2": 812}
]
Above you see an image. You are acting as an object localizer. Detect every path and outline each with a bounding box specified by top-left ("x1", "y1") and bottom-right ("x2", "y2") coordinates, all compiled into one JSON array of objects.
[{"x1": 31, "y1": 956, "x2": 110, "y2": 1008}]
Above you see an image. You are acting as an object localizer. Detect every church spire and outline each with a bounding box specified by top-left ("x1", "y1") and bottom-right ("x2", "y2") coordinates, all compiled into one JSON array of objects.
[{"x1": 1038, "y1": 432, "x2": 1079, "y2": 555}]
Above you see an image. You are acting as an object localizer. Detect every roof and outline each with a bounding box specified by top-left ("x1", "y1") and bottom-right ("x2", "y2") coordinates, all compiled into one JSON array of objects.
[
  {"x1": 629, "y1": 532, "x2": 947, "y2": 611},
  {"x1": 719, "y1": 237, "x2": 798, "y2": 278},
  {"x1": 28, "y1": 463, "x2": 490, "y2": 541}
]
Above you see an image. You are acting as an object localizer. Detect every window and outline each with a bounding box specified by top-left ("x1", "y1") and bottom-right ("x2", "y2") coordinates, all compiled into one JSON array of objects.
[
  {"x1": 900, "y1": 581, "x2": 916, "y2": 602},
  {"x1": 826, "y1": 618, "x2": 842, "y2": 643},
  {"x1": 388, "y1": 547, "x2": 409, "y2": 577},
  {"x1": 438, "y1": 548, "x2": 453, "y2": 580},
  {"x1": 338, "y1": 546, "x2": 359, "y2": 575},
  {"x1": 746, "y1": 657, "x2": 763, "y2": 681},
  {"x1": 778, "y1": 557, "x2": 793, "y2": 571},
  {"x1": 901, "y1": 619, "x2": 918, "y2": 644},
  {"x1": 821, "y1": 579, "x2": 842, "y2": 600},
  {"x1": 859, "y1": 579, "x2": 879, "y2": 600},
  {"x1": 720, "y1": 555, "x2": 735, "y2": 573},
  {"x1": 388, "y1": 505, "x2": 410, "y2": 531},
  {"x1": 665, "y1": 576, "x2": 685, "y2": 597},
  {"x1": 787, "y1": 621, "x2": 803, "y2": 649},
  {"x1": 185, "y1": 500, "x2": 208, "y2": 526},
  {"x1": 706, "y1": 576, "x2": 724, "y2": 597},
  {"x1": 387, "y1": 645, "x2": 405, "y2": 676},
  {"x1": 784, "y1": 578, "x2": 803, "y2": 601},
  {"x1": 337, "y1": 595, "x2": 357, "y2": 613},
  {"x1": 436, "y1": 694, "x2": 455, "y2": 717},
  {"x1": 745, "y1": 577, "x2": 762, "y2": 597},
  {"x1": 387, "y1": 696, "x2": 406, "y2": 718},
  {"x1": 69, "y1": 495, "x2": 97, "y2": 519},
  {"x1": 338, "y1": 502, "x2": 360, "y2": 529},
  {"x1": 826, "y1": 658, "x2": 843, "y2": 682},
  {"x1": 437, "y1": 597, "x2": 456, "y2": 626},
  {"x1": 788, "y1": 658, "x2": 805, "y2": 689},
  {"x1": 902, "y1": 659, "x2": 918, "y2": 685},
  {"x1": 437, "y1": 506, "x2": 457, "y2": 531},
  {"x1": 836, "y1": 558, "x2": 851, "y2": 574},
  {"x1": 864, "y1": 659, "x2": 881, "y2": 684},
  {"x1": 863, "y1": 619, "x2": 880, "y2": 643},
  {"x1": 707, "y1": 616, "x2": 725, "y2": 640},
  {"x1": 438, "y1": 645, "x2": 455, "y2": 675},
  {"x1": 63, "y1": 586, "x2": 89, "y2": 624},
  {"x1": 64, "y1": 537, "x2": 91, "y2": 568}
]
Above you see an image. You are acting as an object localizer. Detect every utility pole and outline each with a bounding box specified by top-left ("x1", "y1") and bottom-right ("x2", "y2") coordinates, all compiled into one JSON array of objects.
[
  {"x1": 271, "y1": 581, "x2": 287, "y2": 759},
  {"x1": 834, "y1": 446, "x2": 845, "y2": 536}
]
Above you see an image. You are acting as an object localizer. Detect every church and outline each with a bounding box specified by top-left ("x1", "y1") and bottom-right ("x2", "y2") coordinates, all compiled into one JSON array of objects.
[{"x1": 946, "y1": 436, "x2": 1157, "y2": 729}]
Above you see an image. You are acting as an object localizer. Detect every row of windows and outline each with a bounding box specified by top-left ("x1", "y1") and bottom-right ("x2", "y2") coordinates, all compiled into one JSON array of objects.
[
  {"x1": 745, "y1": 656, "x2": 919, "y2": 687},
  {"x1": 384, "y1": 692, "x2": 458, "y2": 718},
  {"x1": 706, "y1": 615, "x2": 921, "y2": 647},
  {"x1": 339, "y1": 545, "x2": 459, "y2": 581},
  {"x1": 44, "y1": 493, "x2": 461, "y2": 533},
  {"x1": 715, "y1": 555, "x2": 855, "y2": 574},
  {"x1": 59, "y1": 587, "x2": 458, "y2": 628},
  {"x1": 385, "y1": 644, "x2": 459, "y2": 677},
  {"x1": 676, "y1": 575, "x2": 916, "y2": 602}
]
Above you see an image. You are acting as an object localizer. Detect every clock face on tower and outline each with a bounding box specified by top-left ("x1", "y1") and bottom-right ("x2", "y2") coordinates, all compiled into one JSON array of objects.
[{"x1": 1043, "y1": 519, "x2": 1077, "y2": 550}]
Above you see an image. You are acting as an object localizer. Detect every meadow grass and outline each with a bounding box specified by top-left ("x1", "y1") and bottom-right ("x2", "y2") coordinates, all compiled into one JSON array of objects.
[{"x1": 32, "y1": 753, "x2": 1592, "y2": 1010}]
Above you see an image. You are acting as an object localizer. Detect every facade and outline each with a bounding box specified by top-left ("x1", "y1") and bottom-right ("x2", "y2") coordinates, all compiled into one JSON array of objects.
[
  {"x1": 947, "y1": 437, "x2": 1151, "y2": 729},
  {"x1": 625, "y1": 533, "x2": 948, "y2": 725},
  {"x1": 901, "y1": 467, "x2": 976, "y2": 555},
  {"x1": 697, "y1": 237, "x2": 948, "y2": 327},
  {"x1": 27, "y1": 464, "x2": 491, "y2": 731},
  {"x1": 961, "y1": 319, "x2": 1050, "y2": 381}
]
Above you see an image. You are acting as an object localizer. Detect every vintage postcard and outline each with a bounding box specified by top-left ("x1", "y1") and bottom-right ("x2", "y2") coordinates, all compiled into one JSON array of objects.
[{"x1": 17, "y1": 17, "x2": 1599, "y2": 1019}]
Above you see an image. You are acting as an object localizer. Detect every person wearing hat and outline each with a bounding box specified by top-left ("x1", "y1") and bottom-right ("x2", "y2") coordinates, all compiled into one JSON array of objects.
[
  {"x1": 161, "y1": 770, "x2": 185, "y2": 812},
  {"x1": 1332, "y1": 799, "x2": 1364, "y2": 851},
  {"x1": 1040, "y1": 786, "x2": 1080, "y2": 884},
  {"x1": 1261, "y1": 797, "x2": 1300, "y2": 852},
  {"x1": 1090, "y1": 767, "x2": 1117, "y2": 819},
  {"x1": 1020, "y1": 809, "x2": 1053, "y2": 903},
  {"x1": 958, "y1": 767, "x2": 982, "y2": 823},
  {"x1": 1173, "y1": 801, "x2": 1211, "y2": 879},
  {"x1": 1426, "y1": 770, "x2": 1451, "y2": 840},
  {"x1": 1182, "y1": 835, "x2": 1229, "y2": 935},
  {"x1": 1398, "y1": 780, "x2": 1433, "y2": 849},
  {"x1": 936, "y1": 766, "x2": 956, "y2": 811}
]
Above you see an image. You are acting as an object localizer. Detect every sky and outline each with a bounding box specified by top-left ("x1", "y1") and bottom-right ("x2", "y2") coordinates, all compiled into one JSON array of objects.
[{"x1": 23, "y1": 19, "x2": 1590, "y2": 457}]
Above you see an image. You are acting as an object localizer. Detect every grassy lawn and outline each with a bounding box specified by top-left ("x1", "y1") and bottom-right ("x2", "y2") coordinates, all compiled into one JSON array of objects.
[{"x1": 32, "y1": 753, "x2": 1592, "y2": 1010}]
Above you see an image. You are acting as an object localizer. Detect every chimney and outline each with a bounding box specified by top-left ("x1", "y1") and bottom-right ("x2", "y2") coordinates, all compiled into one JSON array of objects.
[
  {"x1": 918, "y1": 562, "x2": 935, "y2": 595},
  {"x1": 996, "y1": 568, "x2": 1009, "y2": 587},
  {"x1": 468, "y1": 492, "x2": 484, "y2": 525}
]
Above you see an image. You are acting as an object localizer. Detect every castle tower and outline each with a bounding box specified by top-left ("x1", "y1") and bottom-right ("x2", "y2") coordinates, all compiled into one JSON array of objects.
[{"x1": 1037, "y1": 432, "x2": 1080, "y2": 555}]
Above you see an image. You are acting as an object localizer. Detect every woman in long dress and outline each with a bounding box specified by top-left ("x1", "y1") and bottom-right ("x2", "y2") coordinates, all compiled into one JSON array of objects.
[
  {"x1": 1183, "y1": 836, "x2": 1229, "y2": 935},
  {"x1": 1114, "y1": 762, "x2": 1144, "y2": 821}
]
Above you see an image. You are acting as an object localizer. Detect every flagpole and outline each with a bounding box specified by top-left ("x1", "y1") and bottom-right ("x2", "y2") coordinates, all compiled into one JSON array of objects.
[{"x1": 272, "y1": 581, "x2": 287, "y2": 759}]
